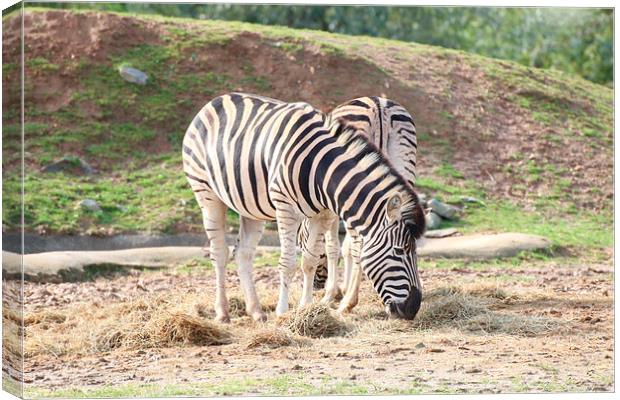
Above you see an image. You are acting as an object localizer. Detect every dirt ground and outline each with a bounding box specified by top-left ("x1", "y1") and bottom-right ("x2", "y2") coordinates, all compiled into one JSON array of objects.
[{"x1": 8, "y1": 250, "x2": 614, "y2": 395}]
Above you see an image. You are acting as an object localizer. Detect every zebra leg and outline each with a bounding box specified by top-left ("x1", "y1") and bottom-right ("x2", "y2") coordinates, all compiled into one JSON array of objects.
[
  {"x1": 299, "y1": 211, "x2": 336, "y2": 306},
  {"x1": 320, "y1": 216, "x2": 341, "y2": 304},
  {"x1": 299, "y1": 246, "x2": 321, "y2": 307},
  {"x1": 199, "y1": 199, "x2": 231, "y2": 323},
  {"x1": 339, "y1": 232, "x2": 353, "y2": 296},
  {"x1": 338, "y1": 234, "x2": 363, "y2": 313},
  {"x1": 236, "y1": 217, "x2": 267, "y2": 322},
  {"x1": 274, "y1": 206, "x2": 302, "y2": 316}
]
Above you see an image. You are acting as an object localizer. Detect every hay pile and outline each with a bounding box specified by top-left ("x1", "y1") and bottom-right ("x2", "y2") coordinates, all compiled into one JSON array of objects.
[
  {"x1": 413, "y1": 292, "x2": 488, "y2": 330},
  {"x1": 413, "y1": 285, "x2": 560, "y2": 336},
  {"x1": 278, "y1": 303, "x2": 347, "y2": 338},
  {"x1": 92, "y1": 296, "x2": 231, "y2": 352},
  {"x1": 246, "y1": 327, "x2": 307, "y2": 349}
]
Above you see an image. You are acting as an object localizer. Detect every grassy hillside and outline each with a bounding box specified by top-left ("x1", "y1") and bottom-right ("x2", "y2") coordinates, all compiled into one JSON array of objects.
[{"x1": 2, "y1": 8, "x2": 613, "y2": 248}]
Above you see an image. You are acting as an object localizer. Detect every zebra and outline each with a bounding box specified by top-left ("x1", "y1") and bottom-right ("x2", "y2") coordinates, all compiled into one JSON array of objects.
[
  {"x1": 182, "y1": 92, "x2": 425, "y2": 322},
  {"x1": 300, "y1": 96, "x2": 418, "y2": 311}
]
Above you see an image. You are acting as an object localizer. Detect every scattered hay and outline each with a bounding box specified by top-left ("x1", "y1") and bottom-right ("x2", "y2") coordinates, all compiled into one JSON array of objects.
[
  {"x1": 413, "y1": 293, "x2": 488, "y2": 330},
  {"x1": 414, "y1": 287, "x2": 561, "y2": 336},
  {"x1": 194, "y1": 303, "x2": 212, "y2": 318},
  {"x1": 464, "y1": 313, "x2": 561, "y2": 337},
  {"x1": 92, "y1": 302, "x2": 231, "y2": 352},
  {"x1": 467, "y1": 285, "x2": 511, "y2": 300},
  {"x1": 153, "y1": 312, "x2": 231, "y2": 346},
  {"x1": 425, "y1": 284, "x2": 513, "y2": 301},
  {"x1": 246, "y1": 328, "x2": 306, "y2": 349},
  {"x1": 2, "y1": 312, "x2": 23, "y2": 357},
  {"x1": 278, "y1": 303, "x2": 347, "y2": 338},
  {"x1": 24, "y1": 310, "x2": 67, "y2": 325},
  {"x1": 228, "y1": 296, "x2": 247, "y2": 317}
]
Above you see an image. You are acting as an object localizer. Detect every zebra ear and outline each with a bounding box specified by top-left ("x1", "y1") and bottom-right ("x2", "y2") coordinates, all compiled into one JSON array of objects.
[
  {"x1": 386, "y1": 194, "x2": 402, "y2": 222},
  {"x1": 404, "y1": 200, "x2": 426, "y2": 239}
]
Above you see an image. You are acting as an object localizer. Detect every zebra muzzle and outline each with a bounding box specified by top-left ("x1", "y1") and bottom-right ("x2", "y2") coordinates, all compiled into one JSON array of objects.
[{"x1": 386, "y1": 286, "x2": 423, "y2": 320}]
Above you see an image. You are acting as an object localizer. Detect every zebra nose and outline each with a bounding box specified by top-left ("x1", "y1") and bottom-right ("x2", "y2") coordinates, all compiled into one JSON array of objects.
[{"x1": 392, "y1": 286, "x2": 423, "y2": 320}]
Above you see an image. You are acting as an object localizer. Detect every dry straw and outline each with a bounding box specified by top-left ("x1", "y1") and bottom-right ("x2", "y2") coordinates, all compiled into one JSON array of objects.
[
  {"x1": 413, "y1": 284, "x2": 561, "y2": 336},
  {"x1": 246, "y1": 327, "x2": 307, "y2": 349},
  {"x1": 91, "y1": 296, "x2": 231, "y2": 352},
  {"x1": 278, "y1": 303, "x2": 348, "y2": 338}
]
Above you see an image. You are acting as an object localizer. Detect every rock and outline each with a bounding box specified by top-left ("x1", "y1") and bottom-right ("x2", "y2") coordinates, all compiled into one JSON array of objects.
[
  {"x1": 41, "y1": 156, "x2": 93, "y2": 175},
  {"x1": 460, "y1": 196, "x2": 486, "y2": 207},
  {"x1": 424, "y1": 228, "x2": 458, "y2": 238},
  {"x1": 1, "y1": 233, "x2": 552, "y2": 283},
  {"x1": 1, "y1": 247, "x2": 206, "y2": 283},
  {"x1": 425, "y1": 211, "x2": 443, "y2": 230},
  {"x1": 118, "y1": 66, "x2": 148, "y2": 85},
  {"x1": 428, "y1": 198, "x2": 460, "y2": 220},
  {"x1": 417, "y1": 192, "x2": 428, "y2": 206},
  {"x1": 79, "y1": 199, "x2": 101, "y2": 212},
  {"x1": 418, "y1": 233, "x2": 553, "y2": 260}
]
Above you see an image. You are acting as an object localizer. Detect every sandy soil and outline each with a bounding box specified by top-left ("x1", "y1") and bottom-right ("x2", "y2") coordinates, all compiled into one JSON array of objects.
[{"x1": 13, "y1": 252, "x2": 614, "y2": 395}]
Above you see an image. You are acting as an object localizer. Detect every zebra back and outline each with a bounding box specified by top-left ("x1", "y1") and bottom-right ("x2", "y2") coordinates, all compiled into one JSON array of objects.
[{"x1": 328, "y1": 97, "x2": 417, "y2": 187}]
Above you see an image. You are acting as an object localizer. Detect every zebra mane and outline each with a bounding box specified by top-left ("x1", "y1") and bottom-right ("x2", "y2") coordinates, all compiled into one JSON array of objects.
[{"x1": 331, "y1": 119, "x2": 426, "y2": 239}]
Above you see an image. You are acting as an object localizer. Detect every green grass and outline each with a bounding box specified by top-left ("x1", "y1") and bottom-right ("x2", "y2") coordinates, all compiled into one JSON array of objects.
[
  {"x1": 26, "y1": 56, "x2": 59, "y2": 72},
  {"x1": 25, "y1": 373, "x2": 600, "y2": 398},
  {"x1": 3, "y1": 154, "x2": 199, "y2": 234},
  {"x1": 24, "y1": 374, "x2": 432, "y2": 398},
  {"x1": 3, "y1": 8, "x2": 612, "y2": 245},
  {"x1": 457, "y1": 200, "x2": 612, "y2": 248}
]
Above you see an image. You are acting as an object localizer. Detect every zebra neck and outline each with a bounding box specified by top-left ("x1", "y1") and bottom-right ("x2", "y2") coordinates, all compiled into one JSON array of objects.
[{"x1": 317, "y1": 158, "x2": 400, "y2": 237}]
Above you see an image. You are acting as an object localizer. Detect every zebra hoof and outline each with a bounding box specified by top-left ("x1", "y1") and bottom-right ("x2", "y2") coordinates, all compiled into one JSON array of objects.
[
  {"x1": 251, "y1": 311, "x2": 267, "y2": 323},
  {"x1": 336, "y1": 304, "x2": 353, "y2": 315},
  {"x1": 215, "y1": 314, "x2": 231, "y2": 324}
]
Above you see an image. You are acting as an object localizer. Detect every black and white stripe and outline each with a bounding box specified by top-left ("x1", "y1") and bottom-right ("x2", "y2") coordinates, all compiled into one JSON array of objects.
[
  {"x1": 305, "y1": 96, "x2": 418, "y2": 293},
  {"x1": 183, "y1": 93, "x2": 425, "y2": 321}
]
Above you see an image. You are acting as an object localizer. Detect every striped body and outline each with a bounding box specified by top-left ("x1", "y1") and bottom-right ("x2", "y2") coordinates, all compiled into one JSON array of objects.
[
  {"x1": 305, "y1": 97, "x2": 418, "y2": 291},
  {"x1": 183, "y1": 93, "x2": 425, "y2": 320},
  {"x1": 329, "y1": 96, "x2": 417, "y2": 186}
]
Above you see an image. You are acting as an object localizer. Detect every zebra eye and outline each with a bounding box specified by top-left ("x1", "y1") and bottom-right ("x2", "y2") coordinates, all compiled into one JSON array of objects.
[{"x1": 394, "y1": 247, "x2": 405, "y2": 256}]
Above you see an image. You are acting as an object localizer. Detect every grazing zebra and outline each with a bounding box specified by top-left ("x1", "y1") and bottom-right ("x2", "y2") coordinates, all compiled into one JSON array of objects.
[
  {"x1": 182, "y1": 92, "x2": 425, "y2": 322},
  {"x1": 301, "y1": 96, "x2": 418, "y2": 311}
]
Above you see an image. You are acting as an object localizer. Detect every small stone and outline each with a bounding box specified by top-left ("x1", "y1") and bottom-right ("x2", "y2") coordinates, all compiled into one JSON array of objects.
[
  {"x1": 41, "y1": 156, "x2": 94, "y2": 175},
  {"x1": 415, "y1": 342, "x2": 426, "y2": 349},
  {"x1": 425, "y1": 211, "x2": 442, "y2": 230},
  {"x1": 460, "y1": 196, "x2": 486, "y2": 207},
  {"x1": 466, "y1": 368, "x2": 482, "y2": 374},
  {"x1": 417, "y1": 192, "x2": 428, "y2": 205},
  {"x1": 118, "y1": 66, "x2": 148, "y2": 85},
  {"x1": 79, "y1": 199, "x2": 101, "y2": 212},
  {"x1": 428, "y1": 198, "x2": 460, "y2": 220},
  {"x1": 425, "y1": 228, "x2": 458, "y2": 238},
  {"x1": 427, "y1": 348, "x2": 445, "y2": 353}
]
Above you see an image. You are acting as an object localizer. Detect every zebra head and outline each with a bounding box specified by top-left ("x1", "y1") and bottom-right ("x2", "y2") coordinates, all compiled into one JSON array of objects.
[{"x1": 360, "y1": 193, "x2": 425, "y2": 320}]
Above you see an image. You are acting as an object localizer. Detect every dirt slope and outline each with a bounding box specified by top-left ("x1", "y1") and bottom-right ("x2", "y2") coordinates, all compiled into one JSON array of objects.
[{"x1": 2, "y1": 9, "x2": 613, "y2": 234}]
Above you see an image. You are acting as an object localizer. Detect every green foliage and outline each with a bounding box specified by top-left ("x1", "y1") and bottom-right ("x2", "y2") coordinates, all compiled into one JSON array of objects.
[
  {"x1": 34, "y1": 3, "x2": 613, "y2": 84},
  {"x1": 456, "y1": 200, "x2": 612, "y2": 248}
]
